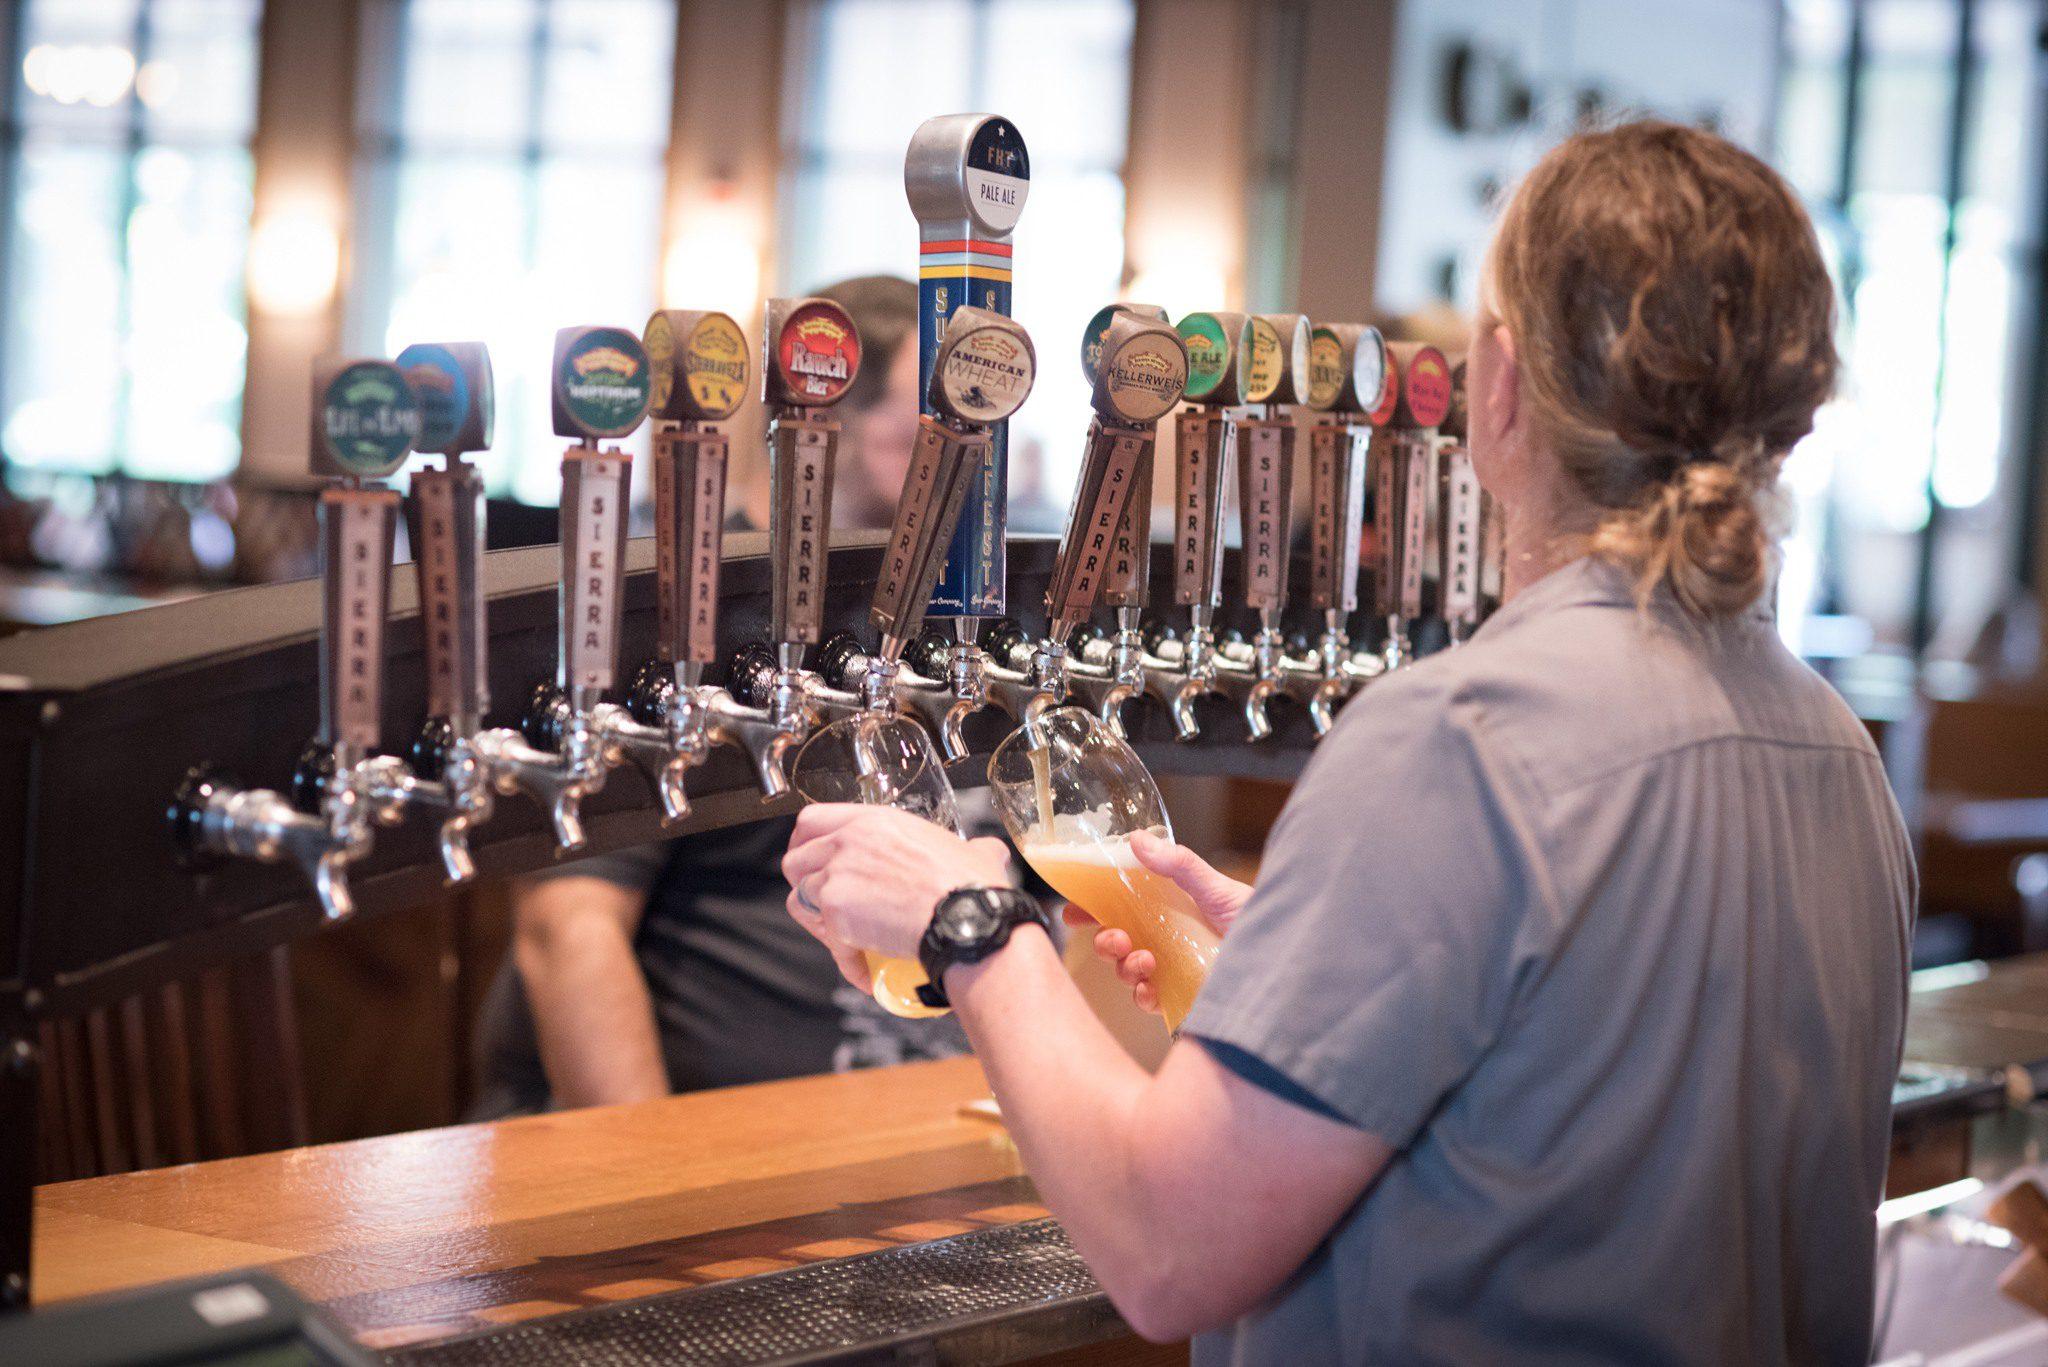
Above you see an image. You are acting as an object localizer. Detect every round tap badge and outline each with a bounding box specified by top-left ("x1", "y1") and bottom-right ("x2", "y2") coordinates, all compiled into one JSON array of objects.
[
  {"x1": 937, "y1": 314, "x2": 1035, "y2": 424},
  {"x1": 644, "y1": 313, "x2": 678, "y2": 416},
  {"x1": 396, "y1": 342, "x2": 490, "y2": 454},
  {"x1": 1238, "y1": 316, "x2": 1286, "y2": 404},
  {"x1": 1177, "y1": 313, "x2": 1233, "y2": 401},
  {"x1": 684, "y1": 313, "x2": 748, "y2": 420},
  {"x1": 1307, "y1": 325, "x2": 1387, "y2": 416},
  {"x1": 1305, "y1": 328, "x2": 1346, "y2": 411},
  {"x1": 1080, "y1": 304, "x2": 1120, "y2": 383},
  {"x1": 965, "y1": 117, "x2": 1030, "y2": 235},
  {"x1": 1266, "y1": 315, "x2": 1312, "y2": 405},
  {"x1": 319, "y1": 360, "x2": 421, "y2": 478},
  {"x1": 1350, "y1": 328, "x2": 1387, "y2": 417},
  {"x1": 1403, "y1": 344, "x2": 1454, "y2": 428},
  {"x1": 775, "y1": 300, "x2": 860, "y2": 406},
  {"x1": 1101, "y1": 326, "x2": 1189, "y2": 426},
  {"x1": 556, "y1": 327, "x2": 651, "y2": 439},
  {"x1": 1366, "y1": 333, "x2": 1400, "y2": 426}
]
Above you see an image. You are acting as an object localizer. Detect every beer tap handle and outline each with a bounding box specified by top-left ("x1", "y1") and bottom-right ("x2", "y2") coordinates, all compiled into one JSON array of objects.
[
  {"x1": 767, "y1": 411, "x2": 837, "y2": 650},
  {"x1": 1049, "y1": 311, "x2": 1185, "y2": 642},
  {"x1": 763, "y1": 298, "x2": 859, "y2": 655},
  {"x1": 291, "y1": 359, "x2": 420, "y2": 915},
  {"x1": 1169, "y1": 311, "x2": 1247, "y2": 616},
  {"x1": 873, "y1": 417, "x2": 981, "y2": 652},
  {"x1": 1303, "y1": 325, "x2": 1383, "y2": 622},
  {"x1": 471, "y1": 324, "x2": 649, "y2": 853},
  {"x1": 1439, "y1": 442, "x2": 1484, "y2": 640},
  {"x1": 1172, "y1": 408, "x2": 1234, "y2": 613},
  {"x1": 647, "y1": 422, "x2": 725, "y2": 670},
  {"x1": 748, "y1": 296, "x2": 861, "y2": 790},
  {"x1": 315, "y1": 483, "x2": 400, "y2": 761},
  {"x1": 559, "y1": 447, "x2": 632, "y2": 698},
  {"x1": 1235, "y1": 314, "x2": 1310, "y2": 621},
  {"x1": 1102, "y1": 441, "x2": 1153, "y2": 615},
  {"x1": 1047, "y1": 417, "x2": 1146, "y2": 640},
  {"x1": 410, "y1": 463, "x2": 488, "y2": 732},
  {"x1": 644, "y1": 309, "x2": 747, "y2": 684},
  {"x1": 392, "y1": 342, "x2": 495, "y2": 879},
  {"x1": 552, "y1": 325, "x2": 648, "y2": 702},
  {"x1": 1307, "y1": 422, "x2": 1370, "y2": 616},
  {"x1": 906, "y1": 114, "x2": 1030, "y2": 625},
  {"x1": 1380, "y1": 343, "x2": 1454, "y2": 660},
  {"x1": 309, "y1": 360, "x2": 419, "y2": 768},
  {"x1": 1435, "y1": 354, "x2": 1484, "y2": 642},
  {"x1": 872, "y1": 307, "x2": 1034, "y2": 658}
]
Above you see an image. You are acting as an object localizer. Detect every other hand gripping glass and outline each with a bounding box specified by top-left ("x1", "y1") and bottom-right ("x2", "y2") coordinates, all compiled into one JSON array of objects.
[
  {"x1": 988, "y1": 707, "x2": 1218, "y2": 1031},
  {"x1": 793, "y1": 713, "x2": 961, "y2": 1018}
]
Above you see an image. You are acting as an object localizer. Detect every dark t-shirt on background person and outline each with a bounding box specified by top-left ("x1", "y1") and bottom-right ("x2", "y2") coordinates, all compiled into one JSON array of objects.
[{"x1": 471, "y1": 817, "x2": 971, "y2": 1118}]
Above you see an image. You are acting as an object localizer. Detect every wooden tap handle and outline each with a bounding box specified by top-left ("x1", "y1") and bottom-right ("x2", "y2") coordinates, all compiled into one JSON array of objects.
[
  {"x1": 769, "y1": 414, "x2": 839, "y2": 647},
  {"x1": 560, "y1": 448, "x2": 632, "y2": 692},
  {"x1": 319, "y1": 486, "x2": 400, "y2": 750}
]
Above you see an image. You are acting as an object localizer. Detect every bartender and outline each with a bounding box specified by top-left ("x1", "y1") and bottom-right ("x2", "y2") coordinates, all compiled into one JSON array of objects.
[{"x1": 780, "y1": 120, "x2": 1915, "y2": 1362}]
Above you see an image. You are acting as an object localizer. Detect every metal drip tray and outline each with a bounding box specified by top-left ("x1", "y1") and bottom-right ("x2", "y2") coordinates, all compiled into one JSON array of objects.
[{"x1": 384, "y1": 1218, "x2": 1121, "y2": 1366}]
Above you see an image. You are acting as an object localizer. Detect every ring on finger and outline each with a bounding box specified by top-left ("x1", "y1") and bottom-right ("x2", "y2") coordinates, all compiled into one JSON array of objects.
[{"x1": 796, "y1": 874, "x2": 823, "y2": 916}]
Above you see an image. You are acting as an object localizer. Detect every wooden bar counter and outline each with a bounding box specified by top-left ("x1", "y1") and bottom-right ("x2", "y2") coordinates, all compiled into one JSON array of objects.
[
  {"x1": 37, "y1": 956, "x2": 2048, "y2": 1361},
  {"x1": 32, "y1": 1057, "x2": 1173, "y2": 1362}
]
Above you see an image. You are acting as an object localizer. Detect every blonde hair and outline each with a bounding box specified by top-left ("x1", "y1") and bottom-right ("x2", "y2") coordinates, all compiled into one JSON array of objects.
[{"x1": 1483, "y1": 120, "x2": 1838, "y2": 616}]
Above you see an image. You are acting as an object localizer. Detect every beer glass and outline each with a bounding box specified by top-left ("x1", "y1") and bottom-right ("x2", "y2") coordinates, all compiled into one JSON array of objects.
[
  {"x1": 792, "y1": 713, "x2": 959, "y2": 1018},
  {"x1": 987, "y1": 708, "x2": 1220, "y2": 1030}
]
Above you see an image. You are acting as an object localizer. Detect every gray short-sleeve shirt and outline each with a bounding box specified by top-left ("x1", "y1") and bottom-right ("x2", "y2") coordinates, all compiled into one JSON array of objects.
[{"x1": 1184, "y1": 556, "x2": 1915, "y2": 1366}]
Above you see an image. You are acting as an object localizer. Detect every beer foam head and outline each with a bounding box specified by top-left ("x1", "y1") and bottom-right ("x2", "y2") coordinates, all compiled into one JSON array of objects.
[{"x1": 1020, "y1": 816, "x2": 1170, "y2": 864}]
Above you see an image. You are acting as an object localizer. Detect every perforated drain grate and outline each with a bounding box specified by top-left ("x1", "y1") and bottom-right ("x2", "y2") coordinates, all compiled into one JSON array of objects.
[{"x1": 384, "y1": 1218, "x2": 1118, "y2": 1366}]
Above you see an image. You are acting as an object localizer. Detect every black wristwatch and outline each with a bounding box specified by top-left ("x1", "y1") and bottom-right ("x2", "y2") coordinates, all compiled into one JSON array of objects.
[{"x1": 916, "y1": 886, "x2": 1055, "y2": 1009}]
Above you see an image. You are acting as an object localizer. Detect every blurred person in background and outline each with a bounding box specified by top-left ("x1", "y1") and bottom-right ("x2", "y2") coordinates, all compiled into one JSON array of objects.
[{"x1": 470, "y1": 274, "x2": 969, "y2": 1117}]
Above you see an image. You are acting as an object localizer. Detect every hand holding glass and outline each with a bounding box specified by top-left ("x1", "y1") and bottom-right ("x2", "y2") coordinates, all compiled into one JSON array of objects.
[
  {"x1": 792, "y1": 713, "x2": 959, "y2": 1018},
  {"x1": 988, "y1": 707, "x2": 1220, "y2": 1031}
]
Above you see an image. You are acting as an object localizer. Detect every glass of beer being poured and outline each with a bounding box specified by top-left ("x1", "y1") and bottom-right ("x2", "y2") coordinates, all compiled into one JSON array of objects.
[
  {"x1": 988, "y1": 707, "x2": 1220, "y2": 1031},
  {"x1": 793, "y1": 713, "x2": 961, "y2": 1018}
]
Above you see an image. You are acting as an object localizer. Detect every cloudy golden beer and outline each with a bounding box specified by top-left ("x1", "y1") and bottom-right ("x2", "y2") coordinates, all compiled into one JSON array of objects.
[
  {"x1": 1022, "y1": 827, "x2": 1220, "y2": 1030},
  {"x1": 865, "y1": 952, "x2": 945, "y2": 1018}
]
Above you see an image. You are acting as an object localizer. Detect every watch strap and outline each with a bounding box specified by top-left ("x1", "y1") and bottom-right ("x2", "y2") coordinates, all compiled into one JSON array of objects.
[{"x1": 916, "y1": 886, "x2": 1054, "y2": 1009}]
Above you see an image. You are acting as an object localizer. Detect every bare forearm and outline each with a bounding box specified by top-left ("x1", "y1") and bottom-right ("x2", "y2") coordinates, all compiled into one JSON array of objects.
[
  {"x1": 780, "y1": 805, "x2": 1383, "y2": 1341},
  {"x1": 947, "y1": 930, "x2": 1170, "y2": 1317},
  {"x1": 516, "y1": 919, "x2": 667, "y2": 1109}
]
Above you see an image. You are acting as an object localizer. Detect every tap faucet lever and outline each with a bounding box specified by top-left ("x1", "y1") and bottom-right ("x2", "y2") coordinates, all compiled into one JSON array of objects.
[
  {"x1": 170, "y1": 357, "x2": 423, "y2": 920},
  {"x1": 479, "y1": 325, "x2": 650, "y2": 853},
  {"x1": 1294, "y1": 323, "x2": 1387, "y2": 732},
  {"x1": 1156, "y1": 310, "x2": 1254, "y2": 739},
  {"x1": 1224, "y1": 313, "x2": 1311, "y2": 741},
  {"x1": 1029, "y1": 307, "x2": 1186, "y2": 736},
  {"x1": 600, "y1": 308, "x2": 751, "y2": 823},
  {"x1": 395, "y1": 340, "x2": 497, "y2": 879},
  {"x1": 1376, "y1": 341, "x2": 1453, "y2": 671},
  {"x1": 854, "y1": 308, "x2": 1037, "y2": 753},
  {"x1": 1433, "y1": 354, "x2": 1492, "y2": 647},
  {"x1": 741, "y1": 296, "x2": 865, "y2": 776}
]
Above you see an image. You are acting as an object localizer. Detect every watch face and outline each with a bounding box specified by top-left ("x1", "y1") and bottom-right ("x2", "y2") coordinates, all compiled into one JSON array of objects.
[{"x1": 940, "y1": 891, "x2": 1002, "y2": 945}]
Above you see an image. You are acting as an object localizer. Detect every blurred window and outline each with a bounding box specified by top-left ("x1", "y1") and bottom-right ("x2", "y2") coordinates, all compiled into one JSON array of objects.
[
  {"x1": 0, "y1": 0, "x2": 261, "y2": 482},
  {"x1": 1776, "y1": 0, "x2": 2040, "y2": 658},
  {"x1": 352, "y1": 0, "x2": 676, "y2": 505},
  {"x1": 781, "y1": 0, "x2": 1135, "y2": 522}
]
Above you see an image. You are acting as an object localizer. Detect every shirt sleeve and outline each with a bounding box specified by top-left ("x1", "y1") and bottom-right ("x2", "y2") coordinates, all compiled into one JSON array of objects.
[
  {"x1": 1182, "y1": 666, "x2": 1549, "y2": 1150},
  {"x1": 525, "y1": 838, "x2": 670, "y2": 895}
]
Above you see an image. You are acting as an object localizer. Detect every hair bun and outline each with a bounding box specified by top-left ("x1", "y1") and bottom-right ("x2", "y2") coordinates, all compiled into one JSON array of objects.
[
  {"x1": 1483, "y1": 120, "x2": 1835, "y2": 617},
  {"x1": 1668, "y1": 461, "x2": 1775, "y2": 617}
]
